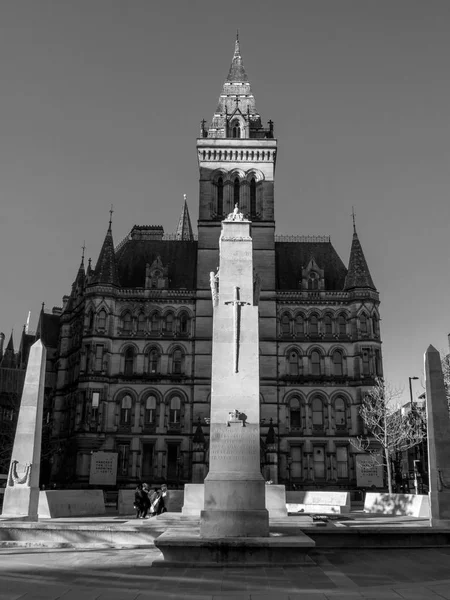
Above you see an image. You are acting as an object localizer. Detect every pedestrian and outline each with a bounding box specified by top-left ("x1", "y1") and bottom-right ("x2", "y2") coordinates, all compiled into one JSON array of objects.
[
  {"x1": 148, "y1": 487, "x2": 162, "y2": 517},
  {"x1": 134, "y1": 483, "x2": 146, "y2": 519},
  {"x1": 141, "y1": 483, "x2": 151, "y2": 518}
]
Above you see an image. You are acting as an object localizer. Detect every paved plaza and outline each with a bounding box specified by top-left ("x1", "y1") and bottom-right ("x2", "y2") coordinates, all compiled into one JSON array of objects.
[{"x1": 1, "y1": 545, "x2": 450, "y2": 600}]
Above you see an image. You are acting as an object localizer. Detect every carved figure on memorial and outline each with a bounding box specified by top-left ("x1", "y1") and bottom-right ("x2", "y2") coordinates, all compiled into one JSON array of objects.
[
  {"x1": 209, "y1": 268, "x2": 220, "y2": 306},
  {"x1": 227, "y1": 409, "x2": 247, "y2": 427},
  {"x1": 226, "y1": 203, "x2": 245, "y2": 221},
  {"x1": 7, "y1": 460, "x2": 32, "y2": 487},
  {"x1": 253, "y1": 270, "x2": 261, "y2": 306}
]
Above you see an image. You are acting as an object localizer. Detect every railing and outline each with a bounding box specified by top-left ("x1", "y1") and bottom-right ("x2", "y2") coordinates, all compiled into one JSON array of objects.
[{"x1": 275, "y1": 234, "x2": 331, "y2": 243}]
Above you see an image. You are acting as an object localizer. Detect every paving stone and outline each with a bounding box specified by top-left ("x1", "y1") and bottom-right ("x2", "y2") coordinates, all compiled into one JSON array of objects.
[{"x1": 393, "y1": 587, "x2": 443, "y2": 599}]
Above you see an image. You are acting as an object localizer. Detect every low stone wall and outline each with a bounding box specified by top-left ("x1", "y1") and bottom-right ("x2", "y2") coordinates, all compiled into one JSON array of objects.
[
  {"x1": 364, "y1": 492, "x2": 430, "y2": 517},
  {"x1": 182, "y1": 484, "x2": 287, "y2": 518},
  {"x1": 117, "y1": 489, "x2": 183, "y2": 515},
  {"x1": 286, "y1": 491, "x2": 351, "y2": 514},
  {"x1": 38, "y1": 490, "x2": 106, "y2": 518}
]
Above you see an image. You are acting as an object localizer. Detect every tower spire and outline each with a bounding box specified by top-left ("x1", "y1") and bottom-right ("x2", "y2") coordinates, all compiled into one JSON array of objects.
[
  {"x1": 176, "y1": 194, "x2": 194, "y2": 241},
  {"x1": 92, "y1": 216, "x2": 120, "y2": 286},
  {"x1": 352, "y1": 206, "x2": 356, "y2": 234},
  {"x1": 344, "y1": 225, "x2": 376, "y2": 291}
]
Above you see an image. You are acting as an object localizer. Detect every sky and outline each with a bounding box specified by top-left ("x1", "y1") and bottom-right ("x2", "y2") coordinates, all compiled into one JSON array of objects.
[{"x1": 0, "y1": 0, "x2": 449, "y2": 403}]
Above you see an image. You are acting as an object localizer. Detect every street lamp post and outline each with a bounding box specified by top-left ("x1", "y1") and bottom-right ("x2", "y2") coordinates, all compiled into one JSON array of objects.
[{"x1": 409, "y1": 376, "x2": 419, "y2": 494}]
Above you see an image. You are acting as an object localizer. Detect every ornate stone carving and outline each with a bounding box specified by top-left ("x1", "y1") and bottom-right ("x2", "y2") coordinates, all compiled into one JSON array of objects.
[
  {"x1": 225, "y1": 203, "x2": 245, "y2": 221},
  {"x1": 7, "y1": 460, "x2": 32, "y2": 487},
  {"x1": 210, "y1": 268, "x2": 220, "y2": 306}
]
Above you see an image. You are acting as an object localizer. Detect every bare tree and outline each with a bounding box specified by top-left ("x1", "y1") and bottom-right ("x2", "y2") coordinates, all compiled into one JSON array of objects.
[{"x1": 350, "y1": 378, "x2": 425, "y2": 493}]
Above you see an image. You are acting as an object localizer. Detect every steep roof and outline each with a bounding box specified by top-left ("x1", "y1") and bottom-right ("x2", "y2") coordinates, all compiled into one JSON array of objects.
[
  {"x1": 176, "y1": 198, "x2": 194, "y2": 241},
  {"x1": 115, "y1": 239, "x2": 197, "y2": 289},
  {"x1": 344, "y1": 231, "x2": 376, "y2": 291},
  {"x1": 276, "y1": 241, "x2": 347, "y2": 290},
  {"x1": 92, "y1": 225, "x2": 120, "y2": 286}
]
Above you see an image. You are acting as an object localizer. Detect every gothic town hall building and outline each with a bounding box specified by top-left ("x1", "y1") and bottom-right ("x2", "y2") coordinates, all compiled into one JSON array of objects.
[{"x1": 50, "y1": 37, "x2": 383, "y2": 490}]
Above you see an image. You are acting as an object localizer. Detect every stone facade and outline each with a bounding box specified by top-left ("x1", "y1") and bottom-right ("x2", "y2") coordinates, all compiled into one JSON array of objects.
[{"x1": 49, "y1": 37, "x2": 383, "y2": 490}]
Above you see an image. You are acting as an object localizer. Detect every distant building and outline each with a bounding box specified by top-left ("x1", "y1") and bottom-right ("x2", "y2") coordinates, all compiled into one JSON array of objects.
[{"x1": 49, "y1": 36, "x2": 383, "y2": 490}]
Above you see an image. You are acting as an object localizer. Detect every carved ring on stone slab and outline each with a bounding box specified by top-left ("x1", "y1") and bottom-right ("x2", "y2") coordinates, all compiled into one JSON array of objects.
[
  {"x1": 227, "y1": 409, "x2": 247, "y2": 427},
  {"x1": 8, "y1": 460, "x2": 32, "y2": 487},
  {"x1": 437, "y1": 468, "x2": 450, "y2": 491}
]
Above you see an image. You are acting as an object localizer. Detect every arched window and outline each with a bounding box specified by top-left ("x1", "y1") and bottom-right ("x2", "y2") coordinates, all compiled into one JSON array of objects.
[
  {"x1": 281, "y1": 314, "x2": 291, "y2": 336},
  {"x1": 308, "y1": 272, "x2": 319, "y2": 290},
  {"x1": 165, "y1": 313, "x2": 174, "y2": 334},
  {"x1": 234, "y1": 177, "x2": 240, "y2": 206},
  {"x1": 122, "y1": 312, "x2": 132, "y2": 334},
  {"x1": 250, "y1": 178, "x2": 256, "y2": 216},
  {"x1": 309, "y1": 315, "x2": 319, "y2": 336},
  {"x1": 311, "y1": 350, "x2": 321, "y2": 376},
  {"x1": 324, "y1": 315, "x2": 333, "y2": 336},
  {"x1": 169, "y1": 395, "x2": 181, "y2": 424},
  {"x1": 148, "y1": 349, "x2": 159, "y2": 374},
  {"x1": 217, "y1": 177, "x2": 224, "y2": 215},
  {"x1": 150, "y1": 313, "x2": 160, "y2": 334},
  {"x1": 179, "y1": 313, "x2": 189, "y2": 335},
  {"x1": 137, "y1": 313, "x2": 146, "y2": 334},
  {"x1": 124, "y1": 348, "x2": 134, "y2": 376},
  {"x1": 120, "y1": 394, "x2": 132, "y2": 425},
  {"x1": 89, "y1": 311, "x2": 95, "y2": 330},
  {"x1": 360, "y1": 313, "x2": 368, "y2": 335},
  {"x1": 294, "y1": 314, "x2": 304, "y2": 336},
  {"x1": 288, "y1": 351, "x2": 300, "y2": 376},
  {"x1": 338, "y1": 314, "x2": 347, "y2": 336},
  {"x1": 312, "y1": 398, "x2": 324, "y2": 428},
  {"x1": 97, "y1": 310, "x2": 107, "y2": 330},
  {"x1": 362, "y1": 348, "x2": 371, "y2": 375},
  {"x1": 372, "y1": 314, "x2": 379, "y2": 337},
  {"x1": 290, "y1": 397, "x2": 301, "y2": 429},
  {"x1": 232, "y1": 123, "x2": 241, "y2": 138},
  {"x1": 335, "y1": 397, "x2": 346, "y2": 427},
  {"x1": 172, "y1": 348, "x2": 184, "y2": 374},
  {"x1": 332, "y1": 350, "x2": 343, "y2": 376},
  {"x1": 145, "y1": 395, "x2": 157, "y2": 425}
]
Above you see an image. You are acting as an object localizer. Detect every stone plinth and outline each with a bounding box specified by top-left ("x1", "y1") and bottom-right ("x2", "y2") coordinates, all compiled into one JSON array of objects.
[
  {"x1": 154, "y1": 529, "x2": 315, "y2": 567},
  {"x1": 425, "y1": 345, "x2": 450, "y2": 527},
  {"x1": 38, "y1": 490, "x2": 106, "y2": 518},
  {"x1": 363, "y1": 493, "x2": 430, "y2": 518},
  {"x1": 286, "y1": 491, "x2": 351, "y2": 514},
  {"x1": 200, "y1": 218, "x2": 268, "y2": 538},
  {"x1": 1, "y1": 340, "x2": 46, "y2": 520}
]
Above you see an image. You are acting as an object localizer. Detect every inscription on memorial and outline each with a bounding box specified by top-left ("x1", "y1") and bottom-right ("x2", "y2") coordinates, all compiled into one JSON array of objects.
[{"x1": 210, "y1": 428, "x2": 259, "y2": 464}]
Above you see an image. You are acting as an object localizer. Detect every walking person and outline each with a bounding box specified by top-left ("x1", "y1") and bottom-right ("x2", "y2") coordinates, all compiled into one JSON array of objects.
[{"x1": 134, "y1": 483, "x2": 146, "y2": 519}]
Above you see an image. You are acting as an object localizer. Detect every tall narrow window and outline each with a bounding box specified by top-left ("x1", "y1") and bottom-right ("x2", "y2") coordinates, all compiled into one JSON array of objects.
[
  {"x1": 312, "y1": 398, "x2": 324, "y2": 427},
  {"x1": 332, "y1": 350, "x2": 343, "y2": 376},
  {"x1": 313, "y1": 446, "x2": 326, "y2": 479},
  {"x1": 281, "y1": 314, "x2": 290, "y2": 336},
  {"x1": 250, "y1": 177, "x2": 256, "y2": 216},
  {"x1": 137, "y1": 313, "x2": 146, "y2": 334},
  {"x1": 165, "y1": 313, "x2": 174, "y2": 334},
  {"x1": 232, "y1": 123, "x2": 241, "y2": 138},
  {"x1": 217, "y1": 177, "x2": 224, "y2": 216},
  {"x1": 311, "y1": 351, "x2": 321, "y2": 376},
  {"x1": 120, "y1": 395, "x2": 132, "y2": 426},
  {"x1": 148, "y1": 349, "x2": 159, "y2": 374},
  {"x1": 338, "y1": 314, "x2": 347, "y2": 336},
  {"x1": 179, "y1": 313, "x2": 189, "y2": 335},
  {"x1": 372, "y1": 314, "x2": 379, "y2": 337},
  {"x1": 117, "y1": 443, "x2": 130, "y2": 475},
  {"x1": 92, "y1": 391, "x2": 100, "y2": 422},
  {"x1": 95, "y1": 344, "x2": 103, "y2": 372},
  {"x1": 173, "y1": 349, "x2": 183, "y2": 374},
  {"x1": 375, "y1": 349, "x2": 383, "y2": 376},
  {"x1": 336, "y1": 446, "x2": 348, "y2": 479},
  {"x1": 335, "y1": 397, "x2": 346, "y2": 428},
  {"x1": 290, "y1": 398, "x2": 301, "y2": 429},
  {"x1": 324, "y1": 315, "x2": 333, "y2": 335},
  {"x1": 88, "y1": 311, "x2": 95, "y2": 330},
  {"x1": 362, "y1": 348, "x2": 371, "y2": 376},
  {"x1": 124, "y1": 348, "x2": 134, "y2": 376},
  {"x1": 150, "y1": 313, "x2": 159, "y2": 333},
  {"x1": 145, "y1": 395, "x2": 157, "y2": 425},
  {"x1": 169, "y1": 396, "x2": 181, "y2": 424},
  {"x1": 291, "y1": 446, "x2": 303, "y2": 479},
  {"x1": 294, "y1": 314, "x2": 304, "y2": 335},
  {"x1": 234, "y1": 177, "x2": 240, "y2": 206},
  {"x1": 308, "y1": 272, "x2": 319, "y2": 290},
  {"x1": 122, "y1": 312, "x2": 132, "y2": 334},
  {"x1": 288, "y1": 351, "x2": 300, "y2": 377},
  {"x1": 309, "y1": 315, "x2": 319, "y2": 336},
  {"x1": 97, "y1": 310, "x2": 107, "y2": 330},
  {"x1": 360, "y1": 313, "x2": 368, "y2": 335}
]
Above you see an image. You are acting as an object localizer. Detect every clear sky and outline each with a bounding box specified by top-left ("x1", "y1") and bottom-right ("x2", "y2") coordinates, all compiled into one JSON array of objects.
[{"x1": 1, "y1": 1, "x2": 449, "y2": 403}]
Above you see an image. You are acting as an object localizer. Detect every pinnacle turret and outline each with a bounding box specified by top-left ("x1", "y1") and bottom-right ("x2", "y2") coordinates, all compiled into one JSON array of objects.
[
  {"x1": 92, "y1": 222, "x2": 120, "y2": 286},
  {"x1": 344, "y1": 230, "x2": 376, "y2": 291},
  {"x1": 175, "y1": 195, "x2": 194, "y2": 241}
]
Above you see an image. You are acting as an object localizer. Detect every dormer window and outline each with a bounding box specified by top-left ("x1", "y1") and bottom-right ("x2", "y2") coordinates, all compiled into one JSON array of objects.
[
  {"x1": 308, "y1": 272, "x2": 319, "y2": 290},
  {"x1": 231, "y1": 120, "x2": 241, "y2": 138}
]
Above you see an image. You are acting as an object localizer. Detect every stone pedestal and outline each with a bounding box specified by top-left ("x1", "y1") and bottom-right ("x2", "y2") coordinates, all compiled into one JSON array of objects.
[
  {"x1": 425, "y1": 345, "x2": 450, "y2": 527},
  {"x1": 1, "y1": 340, "x2": 46, "y2": 520},
  {"x1": 200, "y1": 217, "x2": 269, "y2": 538}
]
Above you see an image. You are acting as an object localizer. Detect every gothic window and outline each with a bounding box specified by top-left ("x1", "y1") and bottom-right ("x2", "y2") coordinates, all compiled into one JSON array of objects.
[
  {"x1": 148, "y1": 348, "x2": 160, "y2": 374},
  {"x1": 281, "y1": 313, "x2": 291, "y2": 336},
  {"x1": 360, "y1": 313, "x2": 368, "y2": 335},
  {"x1": 294, "y1": 314, "x2": 304, "y2": 336},
  {"x1": 232, "y1": 122, "x2": 241, "y2": 138},
  {"x1": 313, "y1": 446, "x2": 325, "y2": 479},
  {"x1": 334, "y1": 397, "x2": 346, "y2": 428},
  {"x1": 308, "y1": 272, "x2": 319, "y2": 290},
  {"x1": 172, "y1": 348, "x2": 184, "y2": 374},
  {"x1": 124, "y1": 347, "x2": 135, "y2": 376},
  {"x1": 309, "y1": 315, "x2": 319, "y2": 336},
  {"x1": 336, "y1": 446, "x2": 349, "y2": 479},
  {"x1": 362, "y1": 348, "x2": 371, "y2": 376},
  {"x1": 122, "y1": 312, "x2": 132, "y2": 334},
  {"x1": 332, "y1": 350, "x2": 344, "y2": 376},
  {"x1": 169, "y1": 395, "x2": 181, "y2": 424},
  {"x1": 137, "y1": 313, "x2": 146, "y2": 334},
  {"x1": 164, "y1": 313, "x2": 174, "y2": 334},
  {"x1": 289, "y1": 397, "x2": 301, "y2": 429},
  {"x1": 312, "y1": 398, "x2": 324, "y2": 428},
  {"x1": 179, "y1": 312, "x2": 189, "y2": 335},
  {"x1": 234, "y1": 177, "x2": 240, "y2": 206},
  {"x1": 217, "y1": 177, "x2": 224, "y2": 215},
  {"x1": 338, "y1": 314, "x2": 347, "y2": 336},
  {"x1": 250, "y1": 177, "x2": 256, "y2": 216},
  {"x1": 375, "y1": 349, "x2": 383, "y2": 376},
  {"x1": 324, "y1": 314, "x2": 333, "y2": 336},
  {"x1": 120, "y1": 395, "x2": 132, "y2": 426},
  {"x1": 97, "y1": 309, "x2": 107, "y2": 331},
  {"x1": 144, "y1": 395, "x2": 157, "y2": 426},
  {"x1": 150, "y1": 312, "x2": 160, "y2": 334},
  {"x1": 372, "y1": 314, "x2": 379, "y2": 337},
  {"x1": 94, "y1": 344, "x2": 103, "y2": 372},
  {"x1": 311, "y1": 351, "x2": 321, "y2": 376},
  {"x1": 288, "y1": 351, "x2": 300, "y2": 376}
]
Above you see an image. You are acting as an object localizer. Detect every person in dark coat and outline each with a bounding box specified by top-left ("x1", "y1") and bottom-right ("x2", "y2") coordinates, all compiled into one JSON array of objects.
[{"x1": 134, "y1": 483, "x2": 146, "y2": 518}]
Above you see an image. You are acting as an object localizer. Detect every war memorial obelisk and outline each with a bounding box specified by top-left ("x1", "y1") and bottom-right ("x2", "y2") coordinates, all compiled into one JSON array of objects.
[{"x1": 200, "y1": 207, "x2": 269, "y2": 538}]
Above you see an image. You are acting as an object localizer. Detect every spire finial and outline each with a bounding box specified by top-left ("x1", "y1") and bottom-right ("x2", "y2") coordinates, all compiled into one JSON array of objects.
[
  {"x1": 109, "y1": 204, "x2": 114, "y2": 230},
  {"x1": 352, "y1": 206, "x2": 356, "y2": 234},
  {"x1": 81, "y1": 241, "x2": 86, "y2": 265},
  {"x1": 183, "y1": 193, "x2": 187, "y2": 203},
  {"x1": 234, "y1": 30, "x2": 240, "y2": 57}
]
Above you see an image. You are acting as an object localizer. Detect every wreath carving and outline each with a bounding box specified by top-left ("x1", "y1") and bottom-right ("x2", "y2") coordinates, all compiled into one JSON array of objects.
[{"x1": 8, "y1": 460, "x2": 32, "y2": 487}]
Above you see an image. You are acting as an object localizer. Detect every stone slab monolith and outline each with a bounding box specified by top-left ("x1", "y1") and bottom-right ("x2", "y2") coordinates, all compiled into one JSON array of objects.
[
  {"x1": 1, "y1": 339, "x2": 46, "y2": 520},
  {"x1": 199, "y1": 210, "x2": 269, "y2": 538},
  {"x1": 425, "y1": 344, "x2": 450, "y2": 527}
]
